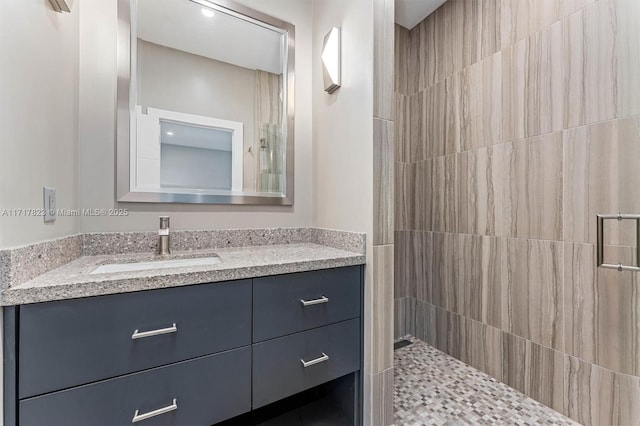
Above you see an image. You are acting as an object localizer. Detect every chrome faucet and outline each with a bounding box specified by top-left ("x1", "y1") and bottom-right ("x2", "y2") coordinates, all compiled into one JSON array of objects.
[{"x1": 158, "y1": 216, "x2": 170, "y2": 255}]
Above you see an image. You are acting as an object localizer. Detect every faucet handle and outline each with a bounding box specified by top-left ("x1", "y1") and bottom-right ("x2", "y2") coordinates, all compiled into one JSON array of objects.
[{"x1": 159, "y1": 216, "x2": 170, "y2": 230}]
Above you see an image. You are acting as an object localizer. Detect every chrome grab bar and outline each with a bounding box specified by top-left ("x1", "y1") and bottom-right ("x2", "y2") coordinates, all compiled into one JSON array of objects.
[
  {"x1": 300, "y1": 296, "x2": 329, "y2": 306},
  {"x1": 301, "y1": 353, "x2": 329, "y2": 368},
  {"x1": 596, "y1": 214, "x2": 640, "y2": 272},
  {"x1": 131, "y1": 323, "x2": 177, "y2": 340},
  {"x1": 132, "y1": 399, "x2": 177, "y2": 423}
]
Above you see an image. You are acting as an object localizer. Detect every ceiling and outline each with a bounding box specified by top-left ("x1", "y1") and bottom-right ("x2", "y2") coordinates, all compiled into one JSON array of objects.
[
  {"x1": 137, "y1": 0, "x2": 284, "y2": 74},
  {"x1": 395, "y1": 0, "x2": 447, "y2": 30}
]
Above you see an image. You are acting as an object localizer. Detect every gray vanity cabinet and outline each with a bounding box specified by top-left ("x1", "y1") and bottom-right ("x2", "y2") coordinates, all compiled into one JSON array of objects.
[{"x1": 3, "y1": 265, "x2": 364, "y2": 426}]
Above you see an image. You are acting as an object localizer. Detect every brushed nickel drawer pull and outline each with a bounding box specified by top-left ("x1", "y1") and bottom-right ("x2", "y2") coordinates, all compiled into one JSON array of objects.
[
  {"x1": 131, "y1": 323, "x2": 177, "y2": 340},
  {"x1": 301, "y1": 353, "x2": 329, "y2": 367},
  {"x1": 132, "y1": 398, "x2": 177, "y2": 423},
  {"x1": 300, "y1": 296, "x2": 329, "y2": 306}
]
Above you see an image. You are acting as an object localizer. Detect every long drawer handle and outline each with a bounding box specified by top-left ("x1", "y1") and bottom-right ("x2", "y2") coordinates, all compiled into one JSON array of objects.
[
  {"x1": 131, "y1": 323, "x2": 177, "y2": 340},
  {"x1": 132, "y1": 398, "x2": 177, "y2": 423},
  {"x1": 301, "y1": 353, "x2": 329, "y2": 368},
  {"x1": 300, "y1": 296, "x2": 329, "y2": 306}
]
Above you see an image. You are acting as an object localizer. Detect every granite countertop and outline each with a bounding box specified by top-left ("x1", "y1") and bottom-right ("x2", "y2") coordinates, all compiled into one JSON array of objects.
[{"x1": 1, "y1": 243, "x2": 365, "y2": 306}]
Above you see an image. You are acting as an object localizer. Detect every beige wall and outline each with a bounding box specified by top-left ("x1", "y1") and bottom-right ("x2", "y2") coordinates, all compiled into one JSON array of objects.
[
  {"x1": 78, "y1": 0, "x2": 313, "y2": 233},
  {"x1": 0, "y1": 0, "x2": 80, "y2": 248},
  {"x1": 395, "y1": 0, "x2": 640, "y2": 424},
  {"x1": 310, "y1": 0, "x2": 376, "y2": 423}
]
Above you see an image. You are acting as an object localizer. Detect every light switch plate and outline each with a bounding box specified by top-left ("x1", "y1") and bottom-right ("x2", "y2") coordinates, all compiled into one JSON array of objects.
[{"x1": 43, "y1": 187, "x2": 56, "y2": 223}]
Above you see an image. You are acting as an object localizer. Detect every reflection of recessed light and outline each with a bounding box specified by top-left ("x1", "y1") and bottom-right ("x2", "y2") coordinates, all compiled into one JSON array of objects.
[
  {"x1": 201, "y1": 8, "x2": 214, "y2": 18},
  {"x1": 166, "y1": 131, "x2": 174, "y2": 136}
]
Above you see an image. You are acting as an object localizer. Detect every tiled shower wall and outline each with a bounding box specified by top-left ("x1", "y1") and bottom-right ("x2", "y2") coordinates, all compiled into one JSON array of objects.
[{"x1": 394, "y1": 0, "x2": 640, "y2": 424}]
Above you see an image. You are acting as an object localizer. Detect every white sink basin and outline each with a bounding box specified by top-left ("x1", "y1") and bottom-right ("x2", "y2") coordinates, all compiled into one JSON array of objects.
[{"x1": 90, "y1": 256, "x2": 221, "y2": 275}]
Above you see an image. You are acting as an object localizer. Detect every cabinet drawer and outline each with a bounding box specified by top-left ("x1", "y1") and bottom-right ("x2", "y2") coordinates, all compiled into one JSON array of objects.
[
  {"x1": 19, "y1": 280, "x2": 251, "y2": 398},
  {"x1": 19, "y1": 347, "x2": 251, "y2": 426},
  {"x1": 252, "y1": 318, "x2": 360, "y2": 409},
  {"x1": 253, "y1": 266, "x2": 361, "y2": 342}
]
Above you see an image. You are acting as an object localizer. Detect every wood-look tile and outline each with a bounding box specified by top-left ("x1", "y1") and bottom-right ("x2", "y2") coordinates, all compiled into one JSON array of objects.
[
  {"x1": 455, "y1": 151, "x2": 477, "y2": 235},
  {"x1": 414, "y1": 160, "x2": 432, "y2": 232},
  {"x1": 502, "y1": 332, "x2": 565, "y2": 412},
  {"x1": 502, "y1": 20, "x2": 563, "y2": 142},
  {"x1": 394, "y1": 162, "x2": 411, "y2": 232},
  {"x1": 500, "y1": 0, "x2": 562, "y2": 47},
  {"x1": 409, "y1": 91, "x2": 426, "y2": 162},
  {"x1": 480, "y1": 0, "x2": 501, "y2": 59},
  {"x1": 431, "y1": 155, "x2": 456, "y2": 233},
  {"x1": 394, "y1": 25, "x2": 411, "y2": 96},
  {"x1": 425, "y1": 74, "x2": 461, "y2": 158},
  {"x1": 434, "y1": 306, "x2": 463, "y2": 359},
  {"x1": 504, "y1": 132, "x2": 563, "y2": 241},
  {"x1": 431, "y1": 232, "x2": 457, "y2": 311},
  {"x1": 414, "y1": 14, "x2": 436, "y2": 91},
  {"x1": 503, "y1": 238, "x2": 564, "y2": 350},
  {"x1": 616, "y1": 0, "x2": 640, "y2": 118},
  {"x1": 460, "y1": 318, "x2": 503, "y2": 381},
  {"x1": 370, "y1": 368, "x2": 394, "y2": 426},
  {"x1": 433, "y1": 1, "x2": 456, "y2": 84},
  {"x1": 563, "y1": 243, "x2": 597, "y2": 364},
  {"x1": 394, "y1": 296, "x2": 416, "y2": 338},
  {"x1": 476, "y1": 145, "x2": 505, "y2": 236},
  {"x1": 564, "y1": 356, "x2": 618, "y2": 425},
  {"x1": 478, "y1": 236, "x2": 503, "y2": 328},
  {"x1": 374, "y1": 119, "x2": 394, "y2": 245},
  {"x1": 561, "y1": 0, "x2": 598, "y2": 17},
  {"x1": 565, "y1": 242, "x2": 640, "y2": 376},
  {"x1": 563, "y1": 118, "x2": 640, "y2": 245},
  {"x1": 394, "y1": 94, "x2": 410, "y2": 163},
  {"x1": 373, "y1": 0, "x2": 394, "y2": 121},
  {"x1": 563, "y1": 0, "x2": 616, "y2": 129},
  {"x1": 373, "y1": 245, "x2": 394, "y2": 373},
  {"x1": 394, "y1": 231, "x2": 413, "y2": 299},
  {"x1": 415, "y1": 299, "x2": 436, "y2": 346}
]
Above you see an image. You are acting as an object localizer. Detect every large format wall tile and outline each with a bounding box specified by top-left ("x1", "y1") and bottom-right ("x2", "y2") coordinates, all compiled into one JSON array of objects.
[
  {"x1": 373, "y1": 0, "x2": 394, "y2": 121},
  {"x1": 460, "y1": 317, "x2": 503, "y2": 381},
  {"x1": 394, "y1": 162, "x2": 411, "y2": 232},
  {"x1": 394, "y1": 94, "x2": 410, "y2": 163},
  {"x1": 563, "y1": 0, "x2": 616, "y2": 129},
  {"x1": 564, "y1": 117, "x2": 640, "y2": 245},
  {"x1": 373, "y1": 245, "x2": 394, "y2": 373},
  {"x1": 415, "y1": 299, "x2": 436, "y2": 346},
  {"x1": 616, "y1": 0, "x2": 640, "y2": 118},
  {"x1": 394, "y1": 297, "x2": 416, "y2": 338},
  {"x1": 503, "y1": 238, "x2": 564, "y2": 350},
  {"x1": 564, "y1": 356, "x2": 619, "y2": 425},
  {"x1": 500, "y1": 0, "x2": 562, "y2": 48},
  {"x1": 460, "y1": 51, "x2": 502, "y2": 152},
  {"x1": 502, "y1": 20, "x2": 563, "y2": 142},
  {"x1": 504, "y1": 132, "x2": 563, "y2": 241},
  {"x1": 374, "y1": 119, "x2": 394, "y2": 245},
  {"x1": 394, "y1": 25, "x2": 411, "y2": 96},
  {"x1": 370, "y1": 368, "x2": 394, "y2": 426},
  {"x1": 503, "y1": 332, "x2": 565, "y2": 412}
]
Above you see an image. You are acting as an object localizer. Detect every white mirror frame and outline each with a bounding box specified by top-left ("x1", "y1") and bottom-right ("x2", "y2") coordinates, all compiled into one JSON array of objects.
[{"x1": 116, "y1": 0, "x2": 295, "y2": 205}]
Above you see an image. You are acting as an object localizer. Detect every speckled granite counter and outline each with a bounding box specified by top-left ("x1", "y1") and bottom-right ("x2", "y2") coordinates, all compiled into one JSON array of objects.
[{"x1": 1, "y1": 243, "x2": 365, "y2": 305}]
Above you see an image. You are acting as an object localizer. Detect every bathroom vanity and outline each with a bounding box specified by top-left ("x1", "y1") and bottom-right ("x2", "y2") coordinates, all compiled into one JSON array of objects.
[{"x1": 2, "y1": 238, "x2": 365, "y2": 426}]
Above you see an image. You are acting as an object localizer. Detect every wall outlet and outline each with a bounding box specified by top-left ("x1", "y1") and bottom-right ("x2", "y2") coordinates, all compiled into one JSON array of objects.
[{"x1": 43, "y1": 187, "x2": 56, "y2": 223}]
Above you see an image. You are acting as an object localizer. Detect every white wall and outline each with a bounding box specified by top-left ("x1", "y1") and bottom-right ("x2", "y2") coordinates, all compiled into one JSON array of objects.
[
  {"x1": 311, "y1": 0, "x2": 375, "y2": 423},
  {"x1": 137, "y1": 40, "x2": 259, "y2": 191},
  {"x1": 0, "y1": 0, "x2": 80, "y2": 248},
  {"x1": 78, "y1": 0, "x2": 313, "y2": 233}
]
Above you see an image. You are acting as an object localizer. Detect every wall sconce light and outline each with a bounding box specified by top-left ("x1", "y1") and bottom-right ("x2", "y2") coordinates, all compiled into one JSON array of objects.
[
  {"x1": 321, "y1": 27, "x2": 341, "y2": 94},
  {"x1": 49, "y1": 0, "x2": 71, "y2": 13}
]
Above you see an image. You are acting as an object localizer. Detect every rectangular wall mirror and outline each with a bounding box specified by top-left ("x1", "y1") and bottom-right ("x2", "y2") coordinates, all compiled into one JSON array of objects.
[{"x1": 117, "y1": 0, "x2": 295, "y2": 204}]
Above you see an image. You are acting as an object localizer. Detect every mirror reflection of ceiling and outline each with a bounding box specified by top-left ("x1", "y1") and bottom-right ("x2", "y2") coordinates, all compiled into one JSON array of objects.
[
  {"x1": 160, "y1": 121, "x2": 233, "y2": 151},
  {"x1": 137, "y1": 0, "x2": 283, "y2": 74}
]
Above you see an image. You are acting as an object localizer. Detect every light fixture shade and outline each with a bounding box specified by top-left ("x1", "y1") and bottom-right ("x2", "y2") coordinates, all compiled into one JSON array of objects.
[
  {"x1": 48, "y1": 0, "x2": 71, "y2": 13},
  {"x1": 321, "y1": 27, "x2": 341, "y2": 94}
]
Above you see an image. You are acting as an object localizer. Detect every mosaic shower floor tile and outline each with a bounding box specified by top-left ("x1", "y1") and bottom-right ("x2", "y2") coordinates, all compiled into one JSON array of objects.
[{"x1": 393, "y1": 337, "x2": 578, "y2": 426}]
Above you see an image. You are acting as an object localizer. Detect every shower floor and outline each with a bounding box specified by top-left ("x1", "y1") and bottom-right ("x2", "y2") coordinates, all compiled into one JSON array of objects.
[{"x1": 393, "y1": 337, "x2": 578, "y2": 425}]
